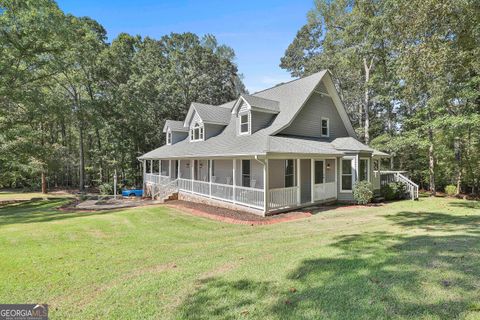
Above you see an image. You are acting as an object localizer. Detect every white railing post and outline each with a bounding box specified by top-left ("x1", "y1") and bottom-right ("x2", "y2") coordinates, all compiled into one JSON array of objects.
[
  {"x1": 296, "y1": 159, "x2": 301, "y2": 205},
  {"x1": 264, "y1": 159, "x2": 269, "y2": 214},
  {"x1": 310, "y1": 159, "x2": 314, "y2": 203},
  {"x1": 209, "y1": 159, "x2": 212, "y2": 198},
  {"x1": 190, "y1": 159, "x2": 194, "y2": 192},
  {"x1": 232, "y1": 159, "x2": 237, "y2": 204}
]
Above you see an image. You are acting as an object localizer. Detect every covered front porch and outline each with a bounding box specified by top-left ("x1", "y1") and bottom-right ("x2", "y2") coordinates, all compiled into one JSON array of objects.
[{"x1": 142, "y1": 156, "x2": 338, "y2": 215}]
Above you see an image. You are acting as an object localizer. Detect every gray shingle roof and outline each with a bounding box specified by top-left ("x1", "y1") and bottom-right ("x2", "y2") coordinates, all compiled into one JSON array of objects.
[
  {"x1": 240, "y1": 94, "x2": 280, "y2": 113},
  {"x1": 163, "y1": 120, "x2": 188, "y2": 133},
  {"x1": 139, "y1": 70, "x2": 383, "y2": 160},
  {"x1": 331, "y1": 137, "x2": 375, "y2": 152},
  {"x1": 190, "y1": 102, "x2": 231, "y2": 125}
]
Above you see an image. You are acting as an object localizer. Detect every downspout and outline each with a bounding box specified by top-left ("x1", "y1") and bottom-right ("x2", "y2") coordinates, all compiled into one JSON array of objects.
[{"x1": 255, "y1": 155, "x2": 269, "y2": 216}]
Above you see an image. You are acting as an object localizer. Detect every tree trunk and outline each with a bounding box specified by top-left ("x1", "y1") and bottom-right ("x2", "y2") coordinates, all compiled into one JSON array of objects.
[
  {"x1": 41, "y1": 170, "x2": 47, "y2": 194},
  {"x1": 79, "y1": 122, "x2": 85, "y2": 192},
  {"x1": 363, "y1": 57, "x2": 374, "y2": 145},
  {"x1": 428, "y1": 128, "x2": 436, "y2": 196}
]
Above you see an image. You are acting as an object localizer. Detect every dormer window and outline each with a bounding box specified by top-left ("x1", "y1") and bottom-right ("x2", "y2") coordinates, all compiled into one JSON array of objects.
[
  {"x1": 190, "y1": 123, "x2": 204, "y2": 142},
  {"x1": 239, "y1": 112, "x2": 250, "y2": 135},
  {"x1": 321, "y1": 117, "x2": 330, "y2": 137},
  {"x1": 166, "y1": 130, "x2": 172, "y2": 145}
]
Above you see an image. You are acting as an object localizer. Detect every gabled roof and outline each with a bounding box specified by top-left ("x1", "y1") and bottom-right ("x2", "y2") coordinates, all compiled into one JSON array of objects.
[
  {"x1": 163, "y1": 120, "x2": 188, "y2": 133},
  {"x1": 184, "y1": 102, "x2": 231, "y2": 127},
  {"x1": 140, "y1": 70, "x2": 375, "y2": 160},
  {"x1": 232, "y1": 94, "x2": 280, "y2": 114}
]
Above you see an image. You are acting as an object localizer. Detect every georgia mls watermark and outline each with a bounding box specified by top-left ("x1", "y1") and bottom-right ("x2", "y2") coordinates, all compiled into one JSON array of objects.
[{"x1": 0, "y1": 305, "x2": 48, "y2": 320}]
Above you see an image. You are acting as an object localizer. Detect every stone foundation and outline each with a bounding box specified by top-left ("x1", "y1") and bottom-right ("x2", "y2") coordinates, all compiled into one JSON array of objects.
[{"x1": 177, "y1": 191, "x2": 265, "y2": 216}]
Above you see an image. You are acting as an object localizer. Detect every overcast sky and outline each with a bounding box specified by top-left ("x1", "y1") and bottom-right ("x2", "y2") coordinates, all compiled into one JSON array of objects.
[{"x1": 57, "y1": 0, "x2": 312, "y2": 93}]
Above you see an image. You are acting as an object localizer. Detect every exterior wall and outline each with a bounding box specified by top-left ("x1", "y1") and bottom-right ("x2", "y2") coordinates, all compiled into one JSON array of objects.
[
  {"x1": 160, "y1": 160, "x2": 170, "y2": 176},
  {"x1": 325, "y1": 159, "x2": 336, "y2": 183},
  {"x1": 337, "y1": 155, "x2": 357, "y2": 202},
  {"x1": 300, "y1": 159, "x2": 311, "y2": 203},
  {"x1": 195, "y1": 159, "x2": 209, "y2": 181},
  {"x1": 235, "y1": 159, "x2": 264, "y2": 188},
  {"x1": 171, "y1": 131, "x2": 188, "y2": 144},
  {"x1": 269, "y1": 159, "x2": 286, "y2": 189},
  {"x1": 179, "y1": 160, "x2": 191, "y2": 179},
  {"x1": 251, "y1": 111, "x2": 275, "y2": 133},
  {"x1": 205, "y1": 123, "x2": 225, "y2": 139},
  {"x1": 212, "y1": 160, "x2": 233, "y2": 184},
  {"x1": 280, "y1": 92, "x2": 349, "y2": 139},
  {"x1": 178, "y1": 191, "x2": 264, "y2": 216}
]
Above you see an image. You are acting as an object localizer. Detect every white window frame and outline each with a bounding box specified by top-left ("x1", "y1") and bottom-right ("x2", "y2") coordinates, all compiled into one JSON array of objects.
[
  {"x1": 238, "y1": 111, "x2": 251, "y2": 135},
  {"x1": 340, "y1": 156, "x2": 355, "y2": 192},
  {"x1": 359, "y1": 158, "x2": 370, "y2": 182},
  {"x1": 284, "y1": 159, "x2": 296, "y2": 188},
  {"x1": 241, "y1": 159, "x2": 251, "y2": 187},
  {"x1": 321, "y1": 117, "x2": 330, "y2": 137},
  {"x1": 166, "y1": 129, "x2": 172, "y2": 145},
  {"x1": 190, "y1": 122, "x2": 204, "y2": 142}
]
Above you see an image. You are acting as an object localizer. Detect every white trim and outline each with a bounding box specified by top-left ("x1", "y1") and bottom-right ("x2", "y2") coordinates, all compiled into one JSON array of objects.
[
  {"x1": 166, "y1": 129, "x2": 172, "y2": 145},
  {"x1": 321, "y1": 117, "x2": 330, "y2": 137},
  {"x1": 340, "y1": 156, "x2": 355, "y2": 193},
  {"x1": 190, "y1": 122, "x2": 205, "y2": 142}
]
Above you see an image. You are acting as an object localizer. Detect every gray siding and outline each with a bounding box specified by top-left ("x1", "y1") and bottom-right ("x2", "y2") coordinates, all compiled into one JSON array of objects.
[
  {"x1": 325, "y1": 159, "x2": 336, "y2": 183},
  {"x1": 280, "y1": 92, "x2": 349, "y2": 139},
  {"x1": 300, "y1": 159, "x2": 311, "y2": 203},
  {"x1": 269, "y1": 159, "x2": 285, "y2": 189},
  {"x1": 171, "y1": 131, "x2": 188, "y2": 144},
  {"x1": 205, "y1": 123, "x2": 225, "y2": 139},
  {"x1": 212, "y1": 160, "x2": 233, "y2": 185},
  {"x1": 251, "y1": 111, "x2": 275, "y2": 133}
]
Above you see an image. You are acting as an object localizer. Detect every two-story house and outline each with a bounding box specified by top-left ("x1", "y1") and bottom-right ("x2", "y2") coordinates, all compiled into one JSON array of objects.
[{"x1": 139, "y1": 70, "x2": 412, "y2": 216}]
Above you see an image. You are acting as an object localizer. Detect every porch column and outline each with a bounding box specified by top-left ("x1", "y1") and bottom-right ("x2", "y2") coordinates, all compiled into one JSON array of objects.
[
  {"x1": 159, "y1": 160, "x2": 161, "y2": 175},
  {"x1": 232, "y1": 159, "x2": 237, "y2": 203},
  {"x1": 190, "y1": 159, "x2": 194, "y2": 191},
  {"x1": 208, "y1": 160, "x2": 212, "y2": 197},
  {"x1": 296, "y1": 159, "x2": 301, "y2": 205},
  {"x1": 150, "y1": 160, "x2": 153, "y2": 174},
  {"x1": 169, "y1": 160, "x2": 172, "y2": 178},
  {"x1": 142, "y1": 160, "x2": 146, "y2": 192},
  {"x1": 177, "y1": 160, "x2": 181, "y2": 179},
  {"x1": 263, "y1": 159, "x2": 269, "y2": 214},
  {"x1": 310, "y1": 159, "x2": 314, "y2": 203}
]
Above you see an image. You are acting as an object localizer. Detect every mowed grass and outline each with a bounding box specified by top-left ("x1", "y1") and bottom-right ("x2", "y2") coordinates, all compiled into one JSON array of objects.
[{"x1": 0, "y1": 196, "x2": 479, "y2": 319}]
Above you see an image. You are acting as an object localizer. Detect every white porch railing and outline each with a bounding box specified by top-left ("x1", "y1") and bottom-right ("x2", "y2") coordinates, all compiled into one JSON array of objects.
[
  {"x1": 235, "y1": 185, "x2": 264, "y2": 208},
  {"x1": 269, "y1": 186, "x2": 299, "y2": 210},
  {"x1": 176, "y1": 177, "x2": 264, "y2": 210},
  {"x1": 395, "y1": 172, "x2": 419, "y2": 200},
  {"x1": 145, "y1": 173, "x2": 172, "y2": 185}
]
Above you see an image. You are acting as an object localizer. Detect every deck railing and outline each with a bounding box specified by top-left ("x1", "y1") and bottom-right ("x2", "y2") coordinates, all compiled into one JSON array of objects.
[
  {"x1": 175, "y1": 177, "x2": 264, "y2": 210},
  {"x1": 378, "y1": 171, "x2": 418, "y2": 200},
  {"x1": 269, "y1": 186, "x2": 299, "y2": 210}
]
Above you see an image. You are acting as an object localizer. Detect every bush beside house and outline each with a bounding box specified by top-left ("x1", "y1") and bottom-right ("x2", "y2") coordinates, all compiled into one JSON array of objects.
[{"x1": 353, "y1": 181, "x2": 373, "y2": 204}]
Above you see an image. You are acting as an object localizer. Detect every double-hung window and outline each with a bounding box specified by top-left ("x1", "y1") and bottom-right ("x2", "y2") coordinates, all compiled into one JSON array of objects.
[
  {"x1": 242, "y1": 160, "x2": 251, "y2": 187},
  {"x1": 341, "y1": 158, "x2": 354, "y2": 191},
  {"x1": 321, "y1": 118, "x2": 329, "y2": 137},
  {"x1": 239, "y1": 113, "x2": 250, "y2": 134},
  {"x1": 314, "y1": 160, "x2": 324, "y2": 184},
  {"x1": 166, "y1": 131, "x2": 172, "y2": 145},
  {"x1": 285, "y1": 160, "x2": 295, "y2": 187}
]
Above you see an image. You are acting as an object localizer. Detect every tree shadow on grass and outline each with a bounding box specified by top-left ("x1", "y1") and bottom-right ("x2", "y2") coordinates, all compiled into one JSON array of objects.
[
  {"x1": 448, "y1": 201, "x2": 480, "y2": 210},
  {"x1": 0, "y1": 199, "x2": 115, "y2": 226},
  {"x1": 176, "y1": 230, "x2": 480, "y2": 319},
  {"x1": 385, "y1": 211, "x2": 480, "y2": 233},
  {"x1": 271, "y1": 231, "x2": 480, "y2": 319},
  {"x1": 176, "y1": 277, "x2": 274, "y2": 319}
]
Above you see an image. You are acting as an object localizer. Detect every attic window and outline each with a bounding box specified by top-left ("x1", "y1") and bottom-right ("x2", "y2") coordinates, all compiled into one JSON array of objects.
[
  {"x1": 166, "y1": 131, "x2": 172, "y2": 145},
  {"x1": 239, "y1": 113, "x2": 250, "y2": 134},
  {"x1": 190, "y1": 123, "x2": 204, "y2": 142},
  {"x1": 321, "y1": 118, "x2": 330, "y2": 137}
]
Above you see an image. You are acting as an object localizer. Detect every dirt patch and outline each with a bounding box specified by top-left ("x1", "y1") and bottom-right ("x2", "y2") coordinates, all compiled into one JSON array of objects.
[{"x1": 165, "y1": 200, "x2": 312, "y2": 225}]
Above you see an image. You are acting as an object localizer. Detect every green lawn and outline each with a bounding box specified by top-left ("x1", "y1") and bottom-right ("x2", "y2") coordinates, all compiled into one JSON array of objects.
[{"x1": 0, "y1": 196, "x2": 479, "y2": 319}]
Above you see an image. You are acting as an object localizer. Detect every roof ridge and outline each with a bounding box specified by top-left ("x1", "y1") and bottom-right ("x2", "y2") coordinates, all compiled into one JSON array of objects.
[{"x1": 251, "y1": 70, "x2": 328, "y2": 95}]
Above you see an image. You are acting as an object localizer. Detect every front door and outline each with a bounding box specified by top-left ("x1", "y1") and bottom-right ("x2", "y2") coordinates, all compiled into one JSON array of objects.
[{"x1": 313, "y1": 160, "x2": 325, "y2": 201}]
